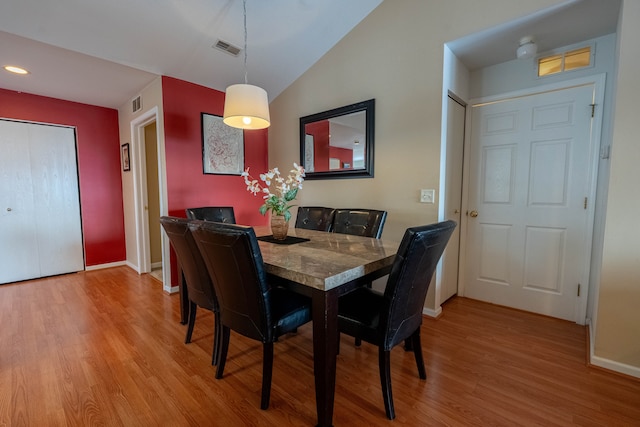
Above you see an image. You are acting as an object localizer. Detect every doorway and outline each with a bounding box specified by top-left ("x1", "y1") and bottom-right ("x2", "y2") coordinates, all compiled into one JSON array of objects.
[
  {"x1": 144, "y1": 122, "x2": 162, "y2": 282},
  {"x1": 439, "y1": 93, "x2": 466, "y2": 304},
  {"x1": 131, "y1": 107, "x2": 172, "y2": 292},
  {"x1": 460, "y1": 76, "x2": 605, "y2": 323}
]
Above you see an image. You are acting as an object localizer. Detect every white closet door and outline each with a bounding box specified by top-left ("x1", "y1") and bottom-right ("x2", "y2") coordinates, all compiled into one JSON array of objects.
[
  {"x1": 0, "y1": 120, "x2": 39, "y2": 282},
  {"x1": 0, "y1": 120, "x2": 84, "y2": 284}
]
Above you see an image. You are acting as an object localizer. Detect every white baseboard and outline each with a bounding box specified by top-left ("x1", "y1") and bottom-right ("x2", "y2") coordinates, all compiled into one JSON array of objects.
[
  {"x1": 423, "y1": 306, "x2": 442, "y2": 318},
  {"x1": 151, "y1": 261, "x2": 162, "y2": 270},
  {"x1": 590, "y1": 355, "x2": 640, "y2": 379},
  {"x1": 126, "y1": 261, "x2": 141, "y2": 273},
  {"x1": 587, "y1": 319, "x2": 640, "y2": 379},
  {"x1": 85, "y1": 261, "x2": 127, "y2": 271}
]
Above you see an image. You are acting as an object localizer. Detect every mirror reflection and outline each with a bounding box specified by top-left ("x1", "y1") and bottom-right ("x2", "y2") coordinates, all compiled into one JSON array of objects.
[
  {"x1": 304, "y1": 111, "x2": 366, "y2": 172},
  {"x1": 300, "y1": 99, "x2": 374, "y2": 180}
]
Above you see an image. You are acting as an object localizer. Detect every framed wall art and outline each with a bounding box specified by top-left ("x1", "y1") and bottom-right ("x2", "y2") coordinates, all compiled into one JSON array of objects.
[
  {"x1": 121, "y1": 143, "x2": 130, "y2": 172},
  {"x1": 201, "y1": 113, "x2": 244, "y2": 175}
]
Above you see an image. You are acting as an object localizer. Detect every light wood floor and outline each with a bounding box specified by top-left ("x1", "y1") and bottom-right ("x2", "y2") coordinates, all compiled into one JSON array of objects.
[{"x1": 1, "y1": 267, "x2": 639, "y2": 426}]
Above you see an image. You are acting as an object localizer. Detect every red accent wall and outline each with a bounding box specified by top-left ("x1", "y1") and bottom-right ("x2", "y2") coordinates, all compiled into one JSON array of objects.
[
  {"x1": 161, "y1": 77, "x2": 270, "y2": 284},
  {"x1": 0, "y1": 88, "x2": 126, "y2": 266},
  {"x1": 161, "y1": 76, "x2": 269, "y2": 224},
  {"x1": 306, "y1": 120, "x2": 330, "y2": 172},
  {"x1": 329, "y1": 146, "x2": 353, "y2": 169}
]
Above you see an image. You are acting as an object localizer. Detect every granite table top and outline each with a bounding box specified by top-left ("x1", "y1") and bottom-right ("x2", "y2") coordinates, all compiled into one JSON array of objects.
[{"x1": 254, "y1": 226, "x2": 399, "y2": 291}]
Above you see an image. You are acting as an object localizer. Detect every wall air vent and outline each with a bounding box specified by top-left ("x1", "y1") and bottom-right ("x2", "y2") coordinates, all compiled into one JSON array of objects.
[
  {"x1": 132, "y1": 95, "x2": 142, "y2": 113},
  {"x1": 214, "y1": 39, "x2": 241, "y2": 56}
]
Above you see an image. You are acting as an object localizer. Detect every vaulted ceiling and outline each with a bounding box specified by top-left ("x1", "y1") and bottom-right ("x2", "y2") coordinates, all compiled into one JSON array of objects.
[
  {"x1": 0, "y1": 0, "x2": 383, "y2": 108},
  {"x1": 0, "y1": 0, "x2": 620, "y2": 110}
]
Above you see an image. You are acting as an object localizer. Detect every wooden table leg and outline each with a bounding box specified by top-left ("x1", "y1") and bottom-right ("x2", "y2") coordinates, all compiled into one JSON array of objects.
[{"x1": 311, "y1": 288, "x2": 338, "y2": 427}]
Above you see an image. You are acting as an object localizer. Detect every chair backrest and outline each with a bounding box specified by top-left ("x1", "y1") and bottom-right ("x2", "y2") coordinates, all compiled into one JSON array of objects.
[
  {"x1": 185, "y1": 206, "x2": 236, "y2": 224},
  {"x1": 380, "y1": 220, "x2": 456, "y2": 350},
  {"x1": 188, "y1": 220, "x2": 273, "y2": 342},
  {"x1": 295, "y1": 206, "x2": 336, "y2": 231},
  {"x1": 159, "y1": 216, "x2": 217, "y2": 311},
  {"x1": 332, "y1": 209, "x2": 388, "y2": 238}
]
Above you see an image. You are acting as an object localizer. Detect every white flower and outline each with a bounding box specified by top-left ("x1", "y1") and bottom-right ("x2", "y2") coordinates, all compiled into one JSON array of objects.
[{"x1": 241, "y1": 163, "x2": 305, "y2": 220}]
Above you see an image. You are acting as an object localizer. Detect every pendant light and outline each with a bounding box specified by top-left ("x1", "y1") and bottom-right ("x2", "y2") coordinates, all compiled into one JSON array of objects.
[{"x1": 223, "y1": 0, "x2": 270, "y2": 130}]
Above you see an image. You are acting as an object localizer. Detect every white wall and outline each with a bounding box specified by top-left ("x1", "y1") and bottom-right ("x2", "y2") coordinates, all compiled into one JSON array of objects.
[
  {"x1": 117, "y1": 76, "x2": 164, "y2": 272},
  {"x1": 268, "y1": 0, "x2": 565, "y2": 313},
  {"x1": 269, "y1": 0, "x2": 640, "y2": 376},
  {"x1": 593, "y1": 0, "x2": 640, "y2": 375}
]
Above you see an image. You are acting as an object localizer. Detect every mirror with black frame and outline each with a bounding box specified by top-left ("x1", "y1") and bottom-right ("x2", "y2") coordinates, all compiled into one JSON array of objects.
[{"x1": 299, "y1": 99, "x2": 374, "y2": 180}]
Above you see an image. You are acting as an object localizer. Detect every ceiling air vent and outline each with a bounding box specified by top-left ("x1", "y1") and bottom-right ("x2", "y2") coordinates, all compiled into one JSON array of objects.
[
  {"x1": 214, "y1": 39, "x2": 241, "y2": 56},
  {"x1": 132, "y1": 95, "x2": 142, "y2": 113}
]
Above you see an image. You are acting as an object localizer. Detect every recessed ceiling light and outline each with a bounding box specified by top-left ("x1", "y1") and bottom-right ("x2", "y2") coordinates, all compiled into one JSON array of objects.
[{"x1": 4, "y1": 65, "x2": 30, "y2": 75}]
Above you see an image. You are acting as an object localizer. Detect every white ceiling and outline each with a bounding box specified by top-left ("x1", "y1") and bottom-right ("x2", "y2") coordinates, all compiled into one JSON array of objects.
[
  {"x1": 0, "y1": 0, "x2": 384, "y2": 108},
  {"x1": 0, "y1": 0, "x2": 621, "y2": 110}
]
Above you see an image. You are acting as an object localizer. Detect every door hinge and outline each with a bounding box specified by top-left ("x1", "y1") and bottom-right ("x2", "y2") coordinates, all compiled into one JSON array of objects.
[
  {"x1": 590, "y1": 103, "x2": 596, "y2": 118},
  {"x1": 584, "y1": 197, "x2": 588, "y2": 209},
  {"x1": 577, "y1": 283, "x2": 581, "y2": 297}
]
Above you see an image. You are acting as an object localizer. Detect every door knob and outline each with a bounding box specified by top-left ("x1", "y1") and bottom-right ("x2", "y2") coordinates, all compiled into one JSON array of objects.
[
  {"x1": 454, "y1": 209, "x2": 460, "y2": 214},
  {"x1": 469, "y1": 210, "x2": 478, "y2": 217},
  {"x1": 6, "y1": 208, "x2": 11, "y2": 212}
]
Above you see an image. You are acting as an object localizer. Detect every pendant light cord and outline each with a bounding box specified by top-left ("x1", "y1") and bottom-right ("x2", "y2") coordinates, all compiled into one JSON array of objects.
[{"x1": 243, "y1": 0, "x2": 248, "y2": 85}]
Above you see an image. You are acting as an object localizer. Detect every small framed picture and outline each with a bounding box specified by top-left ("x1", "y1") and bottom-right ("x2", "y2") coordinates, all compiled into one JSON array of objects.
[
  {"x1": 121, "y1": 143, "x2": 130, "y2": 172},
  {"x1": 201, "y1": 113, "x2": 244, "y2": 175}
]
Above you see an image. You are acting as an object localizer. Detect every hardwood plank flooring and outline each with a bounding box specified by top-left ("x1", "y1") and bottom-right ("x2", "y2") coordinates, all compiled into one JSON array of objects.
[{"x1": 1, "y1": 266, "x2": 639, "y2": 426}]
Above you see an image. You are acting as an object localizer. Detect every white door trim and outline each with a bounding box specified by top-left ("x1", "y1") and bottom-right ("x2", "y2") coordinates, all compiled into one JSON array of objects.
[
  {"x1": 437, "y1": 93, "x2": 466, "y2": 307},
  {"x1": 130, "y1": 107, "x2": 172, "y2": 293},
  {"x1": 459, "y1": 74, "x2": 606, "y2": 324}
]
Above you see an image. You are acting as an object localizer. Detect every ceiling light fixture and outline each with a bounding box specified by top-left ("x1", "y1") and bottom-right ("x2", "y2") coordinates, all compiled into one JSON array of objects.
[
  {"x1": 4, "y1": 65, "x2": 30, "y2": 75},
  {"x1": 223, "y1": 0, "x2": 270, "y2": 130},
  {"x1": 516, "y1": 36, "x2": 537, "y2": 60}
]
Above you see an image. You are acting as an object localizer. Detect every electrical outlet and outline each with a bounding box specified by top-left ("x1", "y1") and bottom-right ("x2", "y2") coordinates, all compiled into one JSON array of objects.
[{"x1": 420, "y1": 189, "x2": 435, "y2": 204}]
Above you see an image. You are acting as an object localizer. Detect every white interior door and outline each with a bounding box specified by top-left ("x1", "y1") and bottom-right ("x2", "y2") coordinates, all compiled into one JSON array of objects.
[
  {"x1": 464, "y1": 83, "x2": 599, "y2": 322},
  {"x1": 0, "y1": 120, "x2": 84, "y2": 284},
  {"x1": 440, "y1": 95, "x2": 466, "y2": 302}
]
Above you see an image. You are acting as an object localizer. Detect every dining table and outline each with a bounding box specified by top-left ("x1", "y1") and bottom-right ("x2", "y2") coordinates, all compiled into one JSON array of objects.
[
  {"x1": 254, "y1": 226, "x2": 399, "y2": 427},
  {"x1": 177, "y1": 225, "x2": 399, "y2": 426}
]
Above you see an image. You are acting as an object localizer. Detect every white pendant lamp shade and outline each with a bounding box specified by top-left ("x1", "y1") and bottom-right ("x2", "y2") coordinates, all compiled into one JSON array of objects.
[
  {"x1": 223, "y1": 83, "x2": 270, "y2": 130},
  {"x1": 516, "y1": 36, "x2": 537, "y2": 59}
]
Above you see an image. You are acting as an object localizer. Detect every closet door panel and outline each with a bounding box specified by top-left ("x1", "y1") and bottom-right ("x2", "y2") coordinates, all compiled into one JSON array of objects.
[
  {"x1": 29, "y1": 124, "x2": 84, "y2": 276},
  {"x1": 0, "y1": 120, "x2": 39, "y2": 283}
]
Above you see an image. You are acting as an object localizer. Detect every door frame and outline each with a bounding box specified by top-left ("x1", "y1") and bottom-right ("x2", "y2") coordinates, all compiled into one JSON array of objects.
[
  {"x1": 458, "y1": 74, "x2": 606, "y2": 324},
  {"x1": 436, "y1": 92, "x2": 466, "y2": 307},
  {"x1": 130, "y1": 107, "x2": 172, "y2": 292}
]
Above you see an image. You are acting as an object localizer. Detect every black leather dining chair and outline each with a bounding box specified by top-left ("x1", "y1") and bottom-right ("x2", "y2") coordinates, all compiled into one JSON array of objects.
[
  {"x1": 185, "y1": 206, "x2": 236, "y2": 224},
  {"x1": 332, "y1": 209, "x2": 387, "y2": 239},
  {"x1": 333, "y1": 209, "x2": 388, "y2": 316},
  {"x1": 159, "y1": 216, "x2": 221, "y2": 366},
  {"x1": 294, "y1": 206, "x2": 336, "y2": 231},
  {"x1": 337, "y1": 220, "x2": 456, "y2": 420},
  {"x1": 188, "y1": 220, "x2": 312, "y2": 410}
]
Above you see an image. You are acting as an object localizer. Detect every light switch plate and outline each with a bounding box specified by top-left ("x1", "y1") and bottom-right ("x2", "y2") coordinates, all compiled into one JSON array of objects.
[{"x1": 420, "y1": 189, "x2": 435, "y2": 203}]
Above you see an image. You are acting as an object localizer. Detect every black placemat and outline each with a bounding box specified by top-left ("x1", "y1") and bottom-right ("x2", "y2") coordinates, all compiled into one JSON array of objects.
[{"x1": 257, "y1": 235, "x2": 310, "y2": 245}]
